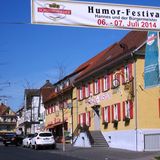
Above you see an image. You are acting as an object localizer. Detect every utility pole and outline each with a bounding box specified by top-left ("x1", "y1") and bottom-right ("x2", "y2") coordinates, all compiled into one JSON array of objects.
[{"x1": 62, "y1": 106, "x2": 65, "y2": 152}]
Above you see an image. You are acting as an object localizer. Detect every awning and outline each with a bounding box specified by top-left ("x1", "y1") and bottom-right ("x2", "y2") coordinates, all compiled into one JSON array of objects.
[{"x1": 45, "y1": 122, "x2": 64, "y2": 129}]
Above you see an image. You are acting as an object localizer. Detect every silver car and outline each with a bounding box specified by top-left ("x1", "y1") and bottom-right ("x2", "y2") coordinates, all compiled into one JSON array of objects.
[{"x1": 22, "y1": 134, "x2": 34, "y2": 148}]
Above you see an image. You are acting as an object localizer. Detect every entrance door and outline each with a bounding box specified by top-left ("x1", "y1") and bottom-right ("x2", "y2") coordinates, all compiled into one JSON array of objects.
[{"x1": 93, "y1": 106, "x2": 100, "y2": 130}]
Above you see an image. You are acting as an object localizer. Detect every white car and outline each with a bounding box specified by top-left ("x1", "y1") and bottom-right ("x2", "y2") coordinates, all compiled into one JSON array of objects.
[
  {"x1": 30, "y1": 132, "x2": 56, "y2": 150},
  {"x1": 22, "y1": 134, "x2": 34, "y2": 148}
]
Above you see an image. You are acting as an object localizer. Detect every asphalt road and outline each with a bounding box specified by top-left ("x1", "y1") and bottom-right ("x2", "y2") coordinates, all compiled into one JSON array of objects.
[
  {"x1": 0, "y1": 144, "x2": 83, "y2": 160},
  {"x1": 0, "y1": 142, "x2": 160, "y2": 160}
]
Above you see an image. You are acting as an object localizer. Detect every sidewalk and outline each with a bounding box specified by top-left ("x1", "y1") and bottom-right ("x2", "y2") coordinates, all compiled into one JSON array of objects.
[{"x1": 47, "y1": 143, "x2": 160, "y2": 160}]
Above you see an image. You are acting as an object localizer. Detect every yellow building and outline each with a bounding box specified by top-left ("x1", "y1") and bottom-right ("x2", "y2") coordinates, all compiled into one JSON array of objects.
[
  {"x1": 44, "y1": 73, "x2": 78, "y2": 143},
  {"x1": 73, "y1": 31, "x2": 160, "y2": 151},
  {"x1": 43, "y1": 31, "x2": 160, "y2": 151}
]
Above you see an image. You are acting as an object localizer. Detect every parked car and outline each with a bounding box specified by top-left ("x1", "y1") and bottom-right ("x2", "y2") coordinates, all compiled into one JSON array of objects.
[
  {"x1": 3, "y1": 133, "x2": 23, "y2": 146},
  {"x1": 22, "y1": 134, "x2": 34, "y2": 148},
  {"x1": 0, "y1": 136, "x2": 3, "y2": 142},
  {"x1": 30, "y1": 132, "x2": 56, "y2": 150}
]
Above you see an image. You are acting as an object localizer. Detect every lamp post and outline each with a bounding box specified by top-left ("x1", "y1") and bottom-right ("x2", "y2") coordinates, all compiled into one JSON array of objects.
[{"x1": 60, "y1": 89, "x2": 65, "y2": 152}]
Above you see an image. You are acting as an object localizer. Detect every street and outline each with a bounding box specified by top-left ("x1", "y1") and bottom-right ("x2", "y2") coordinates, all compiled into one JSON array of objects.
[
  {"x1": 0, "y1": 144, "x2": 83, "y2": 160},
  {"x1": 0, "y1": 142, "x2": 160, "y2": 160}
]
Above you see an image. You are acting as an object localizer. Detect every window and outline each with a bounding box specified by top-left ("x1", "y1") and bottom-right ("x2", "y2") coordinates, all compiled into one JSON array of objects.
[
  {"x1": 123, "y1": 100, "x2": 133, "y2": 120},
  {"x1": 122, "y1": 63, "x2": 133, "y2": 84},
  {"x1": 66, "y1": 79, "x2": 70, "y2": 87},
  {"x1": 79, "y1": 112, "x2": 91, "y2": 127},
  {"x1": 86, "y1": 111, "x2": 91, "y2": 126},
  {"x1": 102, "y1": 106, "x2": 110, "y2": 123},
  {"x1": 112, "y1": 103, "x2": 121, "y2": 121},
  {"x1": 93, "y1": 79, "x2": 100, "y2": 94},
  {"x1": 85, "y1": 83, "x2": 90, "y2": 98},
  {"x1": 55, "y1": 105, "x2": 59, "y2": 111},
  {"x1": 78, "y1": 86, "x2": 83, "y2": 100},
  {"x1": 102, "y1": 75, "x2": 110, "y2": 91},
  {"x1": 79, "y1": 113, "x2": 85, "y2": 127}
]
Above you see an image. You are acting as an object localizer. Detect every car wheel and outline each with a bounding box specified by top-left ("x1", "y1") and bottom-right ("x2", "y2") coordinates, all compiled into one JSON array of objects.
[
  {"x1": 52, "y1": 144, "x2": 56, "y2": 149},
  {"x1": 5, "y1": 144, "x2": 8, "y2": 147}
]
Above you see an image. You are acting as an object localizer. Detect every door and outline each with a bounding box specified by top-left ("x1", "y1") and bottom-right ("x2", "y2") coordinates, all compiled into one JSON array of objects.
[
  {"x1": 144, "y1": 134, "x2": 160, "y2": 151},
  {"x1": 93, "y1": 106, "x2": 100, "y2": 130}
]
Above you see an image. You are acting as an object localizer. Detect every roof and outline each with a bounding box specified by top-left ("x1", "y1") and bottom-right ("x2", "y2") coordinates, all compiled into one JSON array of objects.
[
  {"x1": 40, "y1": 80, "x2": 53, "y2": 89},
  {"x1": 0, "y1": 103, "x2": 15, "y2": 116},
  {"x1": 0, "y1": 103, "x2": 8, "y2": 115},
  {"x1": 25, "y1": 89, "x2": 40, "y2": 97},
  {"x1": 74, "y1": 31, "x2": 147, "y2": 83}
]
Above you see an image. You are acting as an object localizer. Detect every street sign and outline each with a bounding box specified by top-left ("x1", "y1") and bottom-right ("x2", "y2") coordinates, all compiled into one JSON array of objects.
[{"x1": 31, "y1": 0, "x2": 160, "y2": 31}]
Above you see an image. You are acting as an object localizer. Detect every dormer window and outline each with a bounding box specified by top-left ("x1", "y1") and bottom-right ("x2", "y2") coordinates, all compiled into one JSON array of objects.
[{"x1": 66, "y1": 79, "x2": 70, "y2": 87}]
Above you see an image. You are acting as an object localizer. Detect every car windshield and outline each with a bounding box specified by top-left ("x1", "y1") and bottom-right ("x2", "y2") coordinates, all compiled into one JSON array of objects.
[
  {"x1": 28, "y1": 134, "x2": 34, "y2": 138},
  {"x1": 39, "y1": 133, "x2": 52, "y2": 137}
]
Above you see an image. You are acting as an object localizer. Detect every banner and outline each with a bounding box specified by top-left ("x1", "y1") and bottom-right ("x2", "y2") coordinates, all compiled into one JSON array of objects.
[
  {"x1": 144, "y1": 31, "x2": 160, "y2": 88},
  {"x1": 31, "y1": 0, "x2": 160, "y2": 30}
]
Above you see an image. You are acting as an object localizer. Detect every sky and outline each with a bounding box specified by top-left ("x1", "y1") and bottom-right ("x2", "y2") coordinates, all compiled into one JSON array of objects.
[{"x1": 0, "y1": 0, "x2": 159, "y2": 111}]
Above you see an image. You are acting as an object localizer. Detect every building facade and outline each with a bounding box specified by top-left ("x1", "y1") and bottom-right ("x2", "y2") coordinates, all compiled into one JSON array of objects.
[
  {"x1": 44, "y1": 75, "x2": 76, "y2": 142},
  {"x1": 73, "y1": 31, "x2": 160, "y2": 151},
  {"x1": 0, "y1": 103, "x2": 17, "y2": 136}
]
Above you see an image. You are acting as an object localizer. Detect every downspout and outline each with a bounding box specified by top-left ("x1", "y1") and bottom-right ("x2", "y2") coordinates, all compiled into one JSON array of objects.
[
  {"x1": 133, "y1": 57, "x2": 138, "y2": 151},
  {"x1": 132, "y1": 40, "x2": 146, "y2": 151}
]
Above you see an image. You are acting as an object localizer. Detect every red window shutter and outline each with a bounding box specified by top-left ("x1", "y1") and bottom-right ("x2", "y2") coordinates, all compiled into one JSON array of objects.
[
  {"x1": 121, "y1": 67, "x2": 125, "y2": 84},
  {"x1": 110, "y1": 73, "x2": 113, "y2": 88},
  {"x1": 78, "y1": 114, "x2": 80, "y2": 125},
  {"x1": 98, "y1": 78, "x2": 101, "y2": 93},
  {"x1": 48, "y1": 108, "x2": 50, "y2": 114},
  {"x1": 112, "y1": 105, "x2": 114, "y2": 122},
  {"x1": 117, "y1": 72, "x2": 120, "y2": 84},
  {"x1": 117, "y1": 103, "x2": 121, "y2": 121},
  {"x1": 88, "y1": 83, "x2": 90, "y2": 96},
  {"x1": 130, "y1": 100, "x2": 133, "y2": 119},
  {"x1": 108, "y1": 106, "x2": 110, "y2": 123},
  {"x1": 128, "y1": 63, "x2": 133, "y2": 81},
  {"x1": 93, "y1": 80, "x2": 95, "y2": 95},
  {"x1": 102, "y1": 77, "x2": 104, "y2": 92},
  {"x1": 101, "y1": 107, "x2": 104, "y2": 123},
  {"x1": 82, "y1": 86, "x2": 85, "y2": 99},
  {"x1": 83, "y1": 113, "x2": 86, "y2": 126},
  {"x1": 108, "y1": 75, "x2": 110, "y2": 90},
  {"x1": 123, "y1": 101, "x2": 125, "y2": 121},
  {"x1": 88, "y1": 111, "x2": 91, "y2": 126}
]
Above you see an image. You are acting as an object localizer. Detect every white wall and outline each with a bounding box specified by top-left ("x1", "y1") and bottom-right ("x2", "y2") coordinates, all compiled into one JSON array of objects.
[
  {"x1": 102, "y1": 129, "x2": 160, "y2": 151},
  {"x1": 73, "y1": 132, "x2": 91, "y2": 148}
]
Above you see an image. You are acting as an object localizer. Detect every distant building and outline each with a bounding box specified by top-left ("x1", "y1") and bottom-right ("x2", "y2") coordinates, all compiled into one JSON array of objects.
[
  {"x1": 16, "y1": 80, "x2": 53, "y2": 135},
  {"x1": 0, "y1": 103, "x2": 17, "y2": 135}
]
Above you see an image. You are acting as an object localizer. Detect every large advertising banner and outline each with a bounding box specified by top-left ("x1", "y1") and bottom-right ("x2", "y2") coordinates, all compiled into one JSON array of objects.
[
  {"x1": 31, "y1": 0, "x2": 160, "y2": 30},
  {"x1": 144, "y1": 32, "x2": 160, "y2": 88}
]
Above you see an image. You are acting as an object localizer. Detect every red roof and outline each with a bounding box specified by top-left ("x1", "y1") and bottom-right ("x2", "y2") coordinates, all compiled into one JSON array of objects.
[
  {"x1": 0, "y1": 103, "x2": 8, "y2": 115},
  {"x1": 75, "y1": 31, "x2": 147, "y2": 83}
]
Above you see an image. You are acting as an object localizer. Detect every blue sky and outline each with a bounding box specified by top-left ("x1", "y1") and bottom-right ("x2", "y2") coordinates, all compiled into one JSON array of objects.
[{"x1": 0, "y1": 0, "x2": 159, "y2": 111}]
